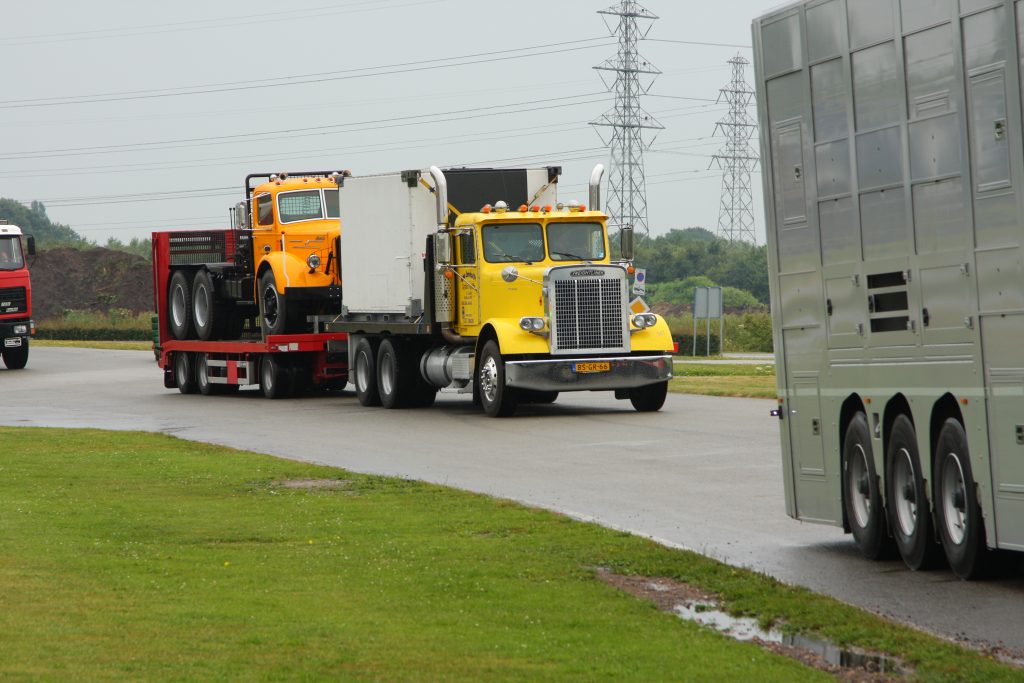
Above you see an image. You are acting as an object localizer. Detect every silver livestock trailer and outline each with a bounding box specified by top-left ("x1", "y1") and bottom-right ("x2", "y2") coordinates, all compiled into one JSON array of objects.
[{"x1": 754, "y1": 0, "x2": 1024, "y2": 578}]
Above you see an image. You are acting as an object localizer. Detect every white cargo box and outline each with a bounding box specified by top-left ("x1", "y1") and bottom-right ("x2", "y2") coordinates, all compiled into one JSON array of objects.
[{"x1": 338, "y1": 167, "x2": 559, "y2": 316}]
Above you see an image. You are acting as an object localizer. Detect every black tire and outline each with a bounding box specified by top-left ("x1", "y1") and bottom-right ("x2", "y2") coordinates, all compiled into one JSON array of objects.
[
  {"x1": 934, "y1": 419, "x2": 989, "y2": 580},
  {"x1": 842, "y1": 412, "x2": 893, "y2": 560},
  {"x1": 289, "y1": 362, "x2": 311, "y2": 398},
  {"x1": 353, "y1": 337, "x2": 381, "y2": 407},
  {"x1": 260, "y1": 355, "x2": 291, "y2": 399},
  {"x1": 520, "y1": 390, "x2": 559, "y2": 404},
  {"x1": 1, "y1": 339, "x2": 29, "y2": 370},
  {"x1": 174, "y1": 352, "x2": 197, "y2": 394},
  {"x1": 377, "y1": 338, "x2": 409, "y2": 409},
  {"x1": 477, "y1": 340, "x2": 518, "y2": 417},
  {"x1": 168, "y1": 270, "x2": 193, "y2": 340},
  {"x1": 259, "y1": 269, "x2": 290, "y2": 336},
  {"x1": 629, "y1": 381, "x2": 668, "y2": 412},
  {"x1": 886, "y1": 415, "x2": 941, "y2": 570},
  {"x1": 192, "y1": 269, "x2": 223, "y2": 341},
  {"x1": 197, "y1": 353, "x2": 214, "y2": 396},
  {"x1": 404, "y1": 341, "x2": 437, "y2": 408}
]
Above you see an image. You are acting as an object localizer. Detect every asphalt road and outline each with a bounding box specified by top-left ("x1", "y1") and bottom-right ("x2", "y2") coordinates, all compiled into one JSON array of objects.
[{"x1": 3, "y1": 346, "x2": 1024, "y2": 654}]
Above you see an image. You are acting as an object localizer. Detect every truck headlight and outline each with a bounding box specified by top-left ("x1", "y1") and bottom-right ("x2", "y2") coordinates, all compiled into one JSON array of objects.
[
  {"x1": 632, "y1": 313, "x2": 657, "y2": 329},
  {"x1": 13, "y1": 324, "x2": 27, "y2": 335},
  {"x1": 306, "y1": 254, "x2": 321, "y2": 271},
  {"x1": 519, "y1": 316, "x2": 546, "y2": 331}
]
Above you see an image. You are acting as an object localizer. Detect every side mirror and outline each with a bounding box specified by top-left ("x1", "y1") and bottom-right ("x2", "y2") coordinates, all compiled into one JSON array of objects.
[
  {"x1": 620, "y1": 225, "x2": 634, "y2": 261},
  {"x1": 26, "y1": 235, "x2": 36, "y2": 257},
  {"x1": 434, "y1": 231, "x2": 451, "y2": 265}
]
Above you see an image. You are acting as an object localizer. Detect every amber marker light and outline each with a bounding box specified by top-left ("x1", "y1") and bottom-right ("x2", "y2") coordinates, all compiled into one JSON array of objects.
[
  {"x1": 627, "y1": 265, "x2": 636, "y2": 274},
  {"x1": 443, "y1": 270, "x2": 454, "y2": 279},
  {"x1": 961, "y1": 398, "x2": 969, "y2": 405},
  {"x1": 531, "y1": 205, "x2": 540, "y2": 212},
  {"x1": 518, "y1": 204, "x2": 528, "y2": 212}
]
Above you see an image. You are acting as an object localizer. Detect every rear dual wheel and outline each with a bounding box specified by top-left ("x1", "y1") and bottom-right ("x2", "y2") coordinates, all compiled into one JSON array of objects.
[
  {"x1": 375, "y1": 338, "x2": 438, "y2": 409},
  {"x1": 934, "y1": 419, "x2": 989, "y2": 580},
  {"x1": 842, "y1": 413, "x2": 893, "y2": 560},
  {"x1": 886, "y1": 416, "x2": 941, "y2": 571}
]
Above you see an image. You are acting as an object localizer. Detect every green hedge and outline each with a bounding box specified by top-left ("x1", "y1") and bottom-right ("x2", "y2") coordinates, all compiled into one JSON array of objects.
[{"x1": 34, "y1": 327, "x2": 152, "y2": 341}]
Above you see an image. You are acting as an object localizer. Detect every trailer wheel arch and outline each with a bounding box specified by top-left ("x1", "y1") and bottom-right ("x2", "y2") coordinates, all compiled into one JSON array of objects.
[{"x1": 929, "y1": 394, "x2": 964, "y2": 457}]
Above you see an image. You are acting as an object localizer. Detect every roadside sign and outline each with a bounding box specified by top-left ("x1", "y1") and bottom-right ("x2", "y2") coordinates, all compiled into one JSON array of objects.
[
  {"x1": 629, "y1": 297, "x2": 650, "y2": 315},
  {"x1": 633, "y1": 268, "x2": 646, "y2": 295}
]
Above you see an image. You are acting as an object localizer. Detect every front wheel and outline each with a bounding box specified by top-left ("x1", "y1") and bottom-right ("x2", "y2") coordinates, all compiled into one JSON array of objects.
[
  {"x1": 259, "y1": 270, "x2": 290, "y2": 336},
  {"x1": 934, "y1": 419, "x2": 989, "y2": 580},
  {"x1": 842, "y1": 412, "x2": 893, "y2": 560},
  {"x1": 628, "y1": 381, "x2": 668, "y2": 412},
  {"x1": 1, "y1": 339, "x2": 28, "y2": 370},
  {"x1": 886, "y1": 415, "x2": 940, "y2": 570},
  {"x1": 477, "y1": 340, "x2": 518, "y2": 417}
]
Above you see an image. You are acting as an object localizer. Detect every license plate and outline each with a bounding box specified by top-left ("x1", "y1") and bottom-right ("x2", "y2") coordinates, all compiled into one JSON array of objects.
[
  {"x1": 4, "y1": 337, "x2": 23, "y2": 348},
  {"x1": 574, "y1": 361, "x2": 610, "y2": 374}
]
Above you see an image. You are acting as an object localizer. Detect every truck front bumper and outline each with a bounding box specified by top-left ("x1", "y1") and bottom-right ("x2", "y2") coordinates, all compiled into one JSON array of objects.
[
  {"x1": 0, "y1": 319, "x2": 32, "y2": 344},
  {"x1": 504, "y1": 354, "x2": 673, "y2": 393}
]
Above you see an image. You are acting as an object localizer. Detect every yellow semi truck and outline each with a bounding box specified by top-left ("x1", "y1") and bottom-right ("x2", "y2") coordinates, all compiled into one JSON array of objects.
[
  {"x1": 322, "y1": 165, "x2": 674, "y2": 417},
  {"x1": 164, "y1": 171, "x2": 347, "y2": 341}
]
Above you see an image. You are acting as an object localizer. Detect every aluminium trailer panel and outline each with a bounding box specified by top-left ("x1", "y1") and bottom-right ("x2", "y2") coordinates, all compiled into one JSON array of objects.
[{"x1": 753, "y1": 0, "x2": 1024, "y2": 550}]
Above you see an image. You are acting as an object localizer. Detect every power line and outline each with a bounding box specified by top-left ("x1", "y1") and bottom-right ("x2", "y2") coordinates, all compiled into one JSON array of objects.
[
  {"x1": 644, "y1": 37, "x2": 752, "y2": 49},
  {"x1": 0, "y1": 93, "x2": 610, "y2": 160},
  {"x1": 0, "y1": 0, "x2": 445, "y2": 47},
  {"x1": 0, "y1": 39, "x2": 612, "y2": 110}
]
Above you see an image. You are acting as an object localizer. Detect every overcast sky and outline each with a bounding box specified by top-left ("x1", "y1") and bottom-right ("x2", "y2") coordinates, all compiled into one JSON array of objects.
[{"x1": 0, "y1": 0, "x2": 777, "y2": 247}]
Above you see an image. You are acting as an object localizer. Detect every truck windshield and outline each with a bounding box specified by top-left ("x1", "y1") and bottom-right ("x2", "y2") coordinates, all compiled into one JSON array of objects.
[
  {"x1": 547, "y1": 222, "x2": 605, "y2": 261},
  {"x1": 278, "y1": 190, "x2": 326, "y2": 223},
  {"x1": 482, "y1": 223, "x2": 545, "y2": 263},
  {"x1": 0, "y1": 237, "x2": 24, "y2": 271}
]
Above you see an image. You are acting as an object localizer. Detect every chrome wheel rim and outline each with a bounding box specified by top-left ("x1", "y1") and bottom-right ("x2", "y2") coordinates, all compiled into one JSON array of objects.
[
  {"x1": 848, "y1": 444, "x2": 872, "y2": 529},
  {"x1": 175, "y1": 354, "x2": 188, "y2": 385},
  {"x1": 262, "y1": 360, "x2": 274, "y2": 392},
  {"x1": 380, "y1": 348, "x2": 395, "y2": 397},
  {"x1": 480, "y1": 355, "x2": 499, "y2": 403},
  {"x1": 197, "y1": 354, "x2": 208, "y2": 389},
  {"x1": 941, "y1": 452, "x2": 968, "y2": 546},
  {"x1": 194, "y1": 284, "x2": 210, "y2": 328},
  {"x1": 171, "y1": 284, "x2": 187, "y2": 328},
  {"x1": 893, "y1": 448, "x2": 918, "y2": 537},
  {"x1": 355, "y1": 350, "x2": 369, "y2": 392}
]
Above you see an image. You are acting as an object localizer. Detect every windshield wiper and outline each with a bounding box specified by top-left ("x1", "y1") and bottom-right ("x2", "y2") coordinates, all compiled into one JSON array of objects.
[{"x1": 551, "y1": 251, "x2": 590, "y2": 260}]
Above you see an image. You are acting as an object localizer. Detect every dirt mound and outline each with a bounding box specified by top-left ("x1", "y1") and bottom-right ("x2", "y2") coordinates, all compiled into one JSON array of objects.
[{"x1": 30, "y1": 247, "x2": 152, "y2": 320}]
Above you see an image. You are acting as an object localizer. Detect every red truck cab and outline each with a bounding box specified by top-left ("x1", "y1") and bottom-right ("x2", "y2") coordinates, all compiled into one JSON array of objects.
[{"x1": 0, "y1": 222, "x2": 35, "y2": 370}]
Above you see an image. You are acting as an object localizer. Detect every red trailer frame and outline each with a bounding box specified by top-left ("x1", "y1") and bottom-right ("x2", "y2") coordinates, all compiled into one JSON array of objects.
[{"x1": 152, "y1": 230, "x2": 348, "y2": 398}]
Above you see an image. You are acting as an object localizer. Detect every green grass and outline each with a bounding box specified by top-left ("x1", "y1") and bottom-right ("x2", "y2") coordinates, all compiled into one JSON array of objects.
[
  {"x1": 670, "y1": 362, "x2": 778, "y2": 399},
  {"x1": 1, "y1": 428, "x2": 1018, "y2": 681}
]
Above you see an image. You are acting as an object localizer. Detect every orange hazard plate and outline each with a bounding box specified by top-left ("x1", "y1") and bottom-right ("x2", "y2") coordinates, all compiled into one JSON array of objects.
[{"x1": 574, "y1": 361, "x2": 610, "y2": 373}]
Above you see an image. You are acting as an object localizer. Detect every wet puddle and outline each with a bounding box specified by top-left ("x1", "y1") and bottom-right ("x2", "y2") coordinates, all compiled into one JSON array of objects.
[
  {"x1": 675, "y1": 600, "x2": 903, "y2": 675},
  {"x1": 598, "y1": 570, "x2": 908, "y2": 680}
]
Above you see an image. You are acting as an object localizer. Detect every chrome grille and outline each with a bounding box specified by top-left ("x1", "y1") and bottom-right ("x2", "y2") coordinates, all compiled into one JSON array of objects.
[
  {"x1": 0, "y1": 286, "x2": 27, "y2": 315},
  {"x1": 549, "y1": 269, "x2": 628, "y2": 354}
]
